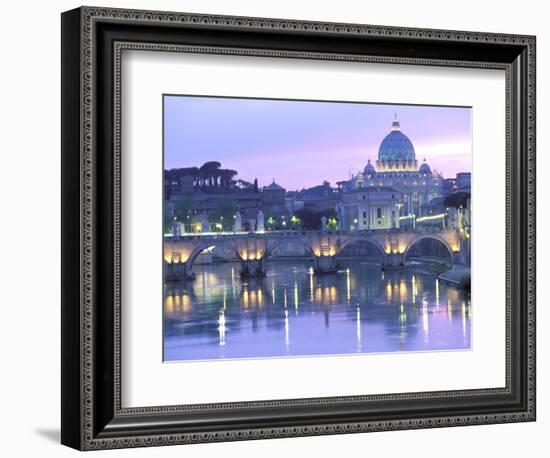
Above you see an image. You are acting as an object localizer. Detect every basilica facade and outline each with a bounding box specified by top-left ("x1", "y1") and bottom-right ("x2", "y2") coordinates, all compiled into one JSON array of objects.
[{"x1": 337, "y1": 116, "x2": 444, "y2": 231}]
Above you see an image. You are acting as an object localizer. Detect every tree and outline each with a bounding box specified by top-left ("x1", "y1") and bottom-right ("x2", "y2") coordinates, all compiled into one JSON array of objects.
[
  {"x1": 173, "y1": 197, "x2": 196, "y2": 228},
  {"x1": 198, "y1": 161, "x2": 220, "y2": 189},
  {"x1": 209, "y1": 198, "x2": 237, "y2": 231},
  {"x1": 219, "y1": 169, "x2": 237, "y2": 188},
  {"x1": 253, "y1": 178, "x2": 259, "y2": 193},
  {"x1": 444, "y1": 192, "x2": 470, "y2": 209},
  {"x1": 289, "y1": 215, "x2": 302, "y2": 229},
  {"x1": 294, "y1": 208, "x2": 338, "y2": 230},
  {"x1": 199, "y1": 161, "x2": 221, "y2": 174}
]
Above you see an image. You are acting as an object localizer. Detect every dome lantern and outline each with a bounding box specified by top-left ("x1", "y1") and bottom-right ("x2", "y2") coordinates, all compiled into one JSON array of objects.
[{"x1": 391, "y1": 113, "x2": 401, "y2": 131}]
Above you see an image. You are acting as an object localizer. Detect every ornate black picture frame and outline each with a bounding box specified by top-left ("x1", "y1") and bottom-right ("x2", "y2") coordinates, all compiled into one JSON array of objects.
[{"x1": 61, "y1": 6, "x2": 536, "y2": 450}]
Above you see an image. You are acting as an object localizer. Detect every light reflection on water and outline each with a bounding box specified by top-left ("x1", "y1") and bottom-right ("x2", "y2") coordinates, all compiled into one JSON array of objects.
[{"x1": 163, "y1": 260, "x2": 471, "y2": 361}]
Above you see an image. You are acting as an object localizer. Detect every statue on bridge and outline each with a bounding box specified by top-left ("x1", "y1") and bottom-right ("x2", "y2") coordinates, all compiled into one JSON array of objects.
[
  {"x1": 321, "y1": 216, "x2": 327, "y2": 232},
  {"x1": 233, "y1": 211, "x2": 242, "y2": 232},
  {"x1": 257, "y1": 210, "x2": 265, "y2": 233},
  {"x1": 171, "y1": 219, "x2": 183, "y2": 237}
]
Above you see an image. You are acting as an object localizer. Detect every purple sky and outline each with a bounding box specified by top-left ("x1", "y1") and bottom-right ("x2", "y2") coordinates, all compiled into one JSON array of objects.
[{"x1": 164, "y1": 96, "x2": 472, "y2": 191}]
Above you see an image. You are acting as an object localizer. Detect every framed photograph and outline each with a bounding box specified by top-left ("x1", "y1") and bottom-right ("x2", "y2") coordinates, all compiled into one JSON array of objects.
[{"x1": 61, "y1": 6, "x2": 536, "y2": 450}]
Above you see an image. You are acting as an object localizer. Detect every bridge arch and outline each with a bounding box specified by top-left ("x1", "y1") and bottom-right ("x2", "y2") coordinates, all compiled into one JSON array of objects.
[
  {"x1": 265, "y1": 238, "x2": 316, "y2": 259},
  {"x1": 336, "y1": 236, "x2": 388, "y2": 263},
  {"x1": 403, "y1": 234, "x2": 455, "y2": 263},
  {"x1": 184, "y1": 242, "x2": 240, "y2": 272}
]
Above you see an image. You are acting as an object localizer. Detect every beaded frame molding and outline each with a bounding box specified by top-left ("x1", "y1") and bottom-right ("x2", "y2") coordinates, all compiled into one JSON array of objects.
[{"x1": 61, "y1": 6, "x2": 536, "y2": 450}]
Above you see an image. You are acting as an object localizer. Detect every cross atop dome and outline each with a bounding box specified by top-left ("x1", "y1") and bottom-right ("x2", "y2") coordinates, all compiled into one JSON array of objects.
[{"x1": 392, "y1": 113, "x2": 401, "y2": 131}]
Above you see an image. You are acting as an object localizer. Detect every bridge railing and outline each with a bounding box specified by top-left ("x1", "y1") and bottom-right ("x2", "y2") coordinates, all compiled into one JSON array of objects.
[{"x1": 163, "y1": 226, "x2": 455, "y2": 241}]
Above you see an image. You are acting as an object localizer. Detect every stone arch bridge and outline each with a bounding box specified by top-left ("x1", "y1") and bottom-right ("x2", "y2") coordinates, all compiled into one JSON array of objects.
[{"x1": 164, "y1": 229, "x2": 465, "y2": 280}]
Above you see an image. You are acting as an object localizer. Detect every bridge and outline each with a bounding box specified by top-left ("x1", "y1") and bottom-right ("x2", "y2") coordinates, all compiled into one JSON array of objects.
[{"x1": 164, "y1": 228, "x2": 468, "y2": 281}]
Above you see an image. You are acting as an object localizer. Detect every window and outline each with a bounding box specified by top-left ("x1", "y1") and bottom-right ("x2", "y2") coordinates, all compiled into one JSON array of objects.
[
  {"x1": 363, "y1": 211, "x2": 367, "y2": 218},
  {"x1": 376, "y1": 208, "x2": 382, "y2": 218}
]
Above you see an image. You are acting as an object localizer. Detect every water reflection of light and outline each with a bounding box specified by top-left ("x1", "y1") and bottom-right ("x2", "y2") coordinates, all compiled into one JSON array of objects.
[
  {"x1": 272, "y1": 282, "x2": 276, "y2": 304},
  {"x1": 284, "y1": 309, "x2": 290, "y2": 349},
  {"x1": 356, "y1": 307, "x2": 362, "y2": 350},
  {"x1": 165, "y1": 295, "x2": 174, "y2": 313},
  {"x1": 399, "y1": 303, "x2": 407, "y2": 323},
  {"x1": 399, "y1": 279, "x2": 408, "y2": 302},
  {"x1": 399, "y1": 304, "x2": 407, "y2": 348},
  {"x1": 241, "y1": 285, "x2": 264, "y2": 309},
  {"x1": 315, "y1": 286, "x2": 321, "y2": 304},
  {"x1": 309, "y1": 269, "x2": 314, "y2": 302},
  {"x1": 386, "y1": 282, "x2": 392, "y2": 303},
  {"x1": 222, "y1": 289, "x2": 227, "y2": 310},
  {"x1": 250, "y1": 290, "x2": 257, "y2": 308},
  {"x1": 231, "y1": 267, "x2": 237, "y2": 299},
  {"x1": 447, "y1": 299, "x2": 453, "y2": 322},
  {"x1": 182, "y1": 293, "x2": 191, "y2": 312},
  {"x1": 412, "y1": 275, "x2": 417, "y2": 304},
  {"x1": 316, "y1": 285, "x2": 338, "y2": 306},
  {"x1": 294, "y1": 281, "x2": 299, "y2": 313},
  {"x1": 283, "y1": 288, "x2": 288, "y2": 309},
  {"x1": 422, "y1": 298, "x2": 429, "y2": 341},
  {"x1": 346, "y1": 268, "x2": 351, "y2": 305},
  {"x1": 330, "y1": 286, "x2": 337, "y2": 304},
  {"x1": 462, "y1": 300, "x2": 467, "y2": 339},
  {"x1": 446, "y1": 288, "x2": 459, "y2": 303},
  {"x1": 218, "y1": 310, "x2": 226, "y2": 346},
  {"x1": 435, "y1": 278, "x2": 440, "y2": 309}
]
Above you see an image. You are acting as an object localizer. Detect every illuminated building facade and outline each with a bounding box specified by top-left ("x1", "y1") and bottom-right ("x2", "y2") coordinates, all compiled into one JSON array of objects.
[
  {"x1": 338, "y1": 116, "x2": 445, "y2": 231},
  {"x1": 337, "y1": 187, "x2": 400, "y2": 231}
]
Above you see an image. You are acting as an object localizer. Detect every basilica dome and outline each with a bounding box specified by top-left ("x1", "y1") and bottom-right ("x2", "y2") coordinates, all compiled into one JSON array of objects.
[{"x1": 378, "y1": 118, "x2": 416, "y2": 162}]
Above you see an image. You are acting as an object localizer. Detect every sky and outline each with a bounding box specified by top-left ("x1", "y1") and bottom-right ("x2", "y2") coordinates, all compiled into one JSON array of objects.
[{"x1": 164, "y1": 95, "x2": 472, "y2": 191}]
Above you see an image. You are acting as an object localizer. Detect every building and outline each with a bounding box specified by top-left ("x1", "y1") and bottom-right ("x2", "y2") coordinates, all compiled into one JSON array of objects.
[
  {"x1": 262, "y1": 180, "x2": 287, "y2": 217},
  {"x1": 284, "y1": 191, "x2": 305, "y2": 213},
  {"x1": 456, "y1": 172, "x2": 471, "y2": 191},
  {"x1": 301, "y1": 181, "x2": 341, "y2": 213},
  {"x1": 338, "y1": 116, "x2": 445, "y2": 230},
  {"x1": 337, "y1": 187, "x2": 400, "y2": 231}
]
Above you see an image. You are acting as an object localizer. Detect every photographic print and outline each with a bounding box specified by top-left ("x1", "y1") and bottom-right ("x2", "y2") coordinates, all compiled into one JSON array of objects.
[{"x1": 163, "y1": 95, "x2": 472, "y2": 362}]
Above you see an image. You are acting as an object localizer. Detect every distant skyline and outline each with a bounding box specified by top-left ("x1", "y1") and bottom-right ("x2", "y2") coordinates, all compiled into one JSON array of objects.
[{"x1": 164, "y1": 95, "x2": 472, "y2": 191}]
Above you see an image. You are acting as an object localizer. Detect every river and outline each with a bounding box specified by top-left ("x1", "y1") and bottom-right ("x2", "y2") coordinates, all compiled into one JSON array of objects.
[{"x1": 163, "y1": 259, "x2": 471, "y2": 361}]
